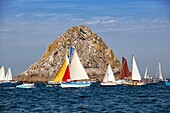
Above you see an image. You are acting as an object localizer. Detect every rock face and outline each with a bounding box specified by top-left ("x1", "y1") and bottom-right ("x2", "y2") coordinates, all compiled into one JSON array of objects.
[{"x1": 14, "y1": 25, "x2": 120, "y2": 82}]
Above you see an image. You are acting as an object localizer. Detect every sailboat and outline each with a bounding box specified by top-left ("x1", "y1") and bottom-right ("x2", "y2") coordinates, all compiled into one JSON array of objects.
[
  {"x1": 130, "y1": 55, "x2": 145, "y2": 86},
  {"x1": 156, "y1": 62, "x2": 164, "y2": 81},
  {"x1": 0, "y1": 66, "x2": 5, "y2": 83},
  {"x1": 60, "y1": 50, "x2": 91, "y2": 88},
  {"x1": 16, "y1": 83, "x2": 35, "y2": 88},
  {"x1": 118, "y1": 57, "x2": 131, "y2": 85},
  {"x1": 2, "y1": 67, "x2": 13, "y2": 83},
  {"x1": 100, "y1": 64, "x2": 117, "y2": 86}
]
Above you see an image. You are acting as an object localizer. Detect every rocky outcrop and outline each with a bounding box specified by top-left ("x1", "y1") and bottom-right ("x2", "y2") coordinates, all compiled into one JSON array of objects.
[{"x1": 14, "y1": 25, "x2": 120, "y2": 82}]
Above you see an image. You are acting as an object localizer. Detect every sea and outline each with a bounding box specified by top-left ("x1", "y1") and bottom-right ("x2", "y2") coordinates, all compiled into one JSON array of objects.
[{"x1": 0, "y1": 82, "x2": 170, "y2": 113}]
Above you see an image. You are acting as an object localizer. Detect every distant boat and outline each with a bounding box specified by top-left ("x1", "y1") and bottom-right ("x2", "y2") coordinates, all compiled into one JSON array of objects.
[
  {"x1": 60, "y1": 50, "x2": 91, "y2": 88},
  {"x1": 3, "y1": 67, "x2": 13, "y2": 83},
  {"x1": 100, "y1": 64, "x2": 117, "y2": 86},
  {"x1": 120, "y1": 57, "x2": 131, "y2": 79},
  {"x1": 156, "y1": 62, "x2": 164, "y2": 81},
  {"x1": 117, "y1": 57, "x2": 131, "y2": 84},
  {"x1": 0, "y1": 66, "x2": 5, "y2": 82},
  {"x1": 130, "y1": 55, "x2": 145, "y2": 86},
  {"x1": 144, "y1": 66, "x2": 149, "y2": 79},
  {"x1": 164, "y1": 79, "x2": 170, "y2": 86},
  {"x1": 16, "y1": 83, "x2": 35, "y2": 88}
]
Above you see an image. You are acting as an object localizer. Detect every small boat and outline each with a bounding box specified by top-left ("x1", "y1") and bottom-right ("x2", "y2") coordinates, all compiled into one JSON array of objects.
[
  {"x1": 165, "y1": 79, "x2": 170, "y2": 86},
  {"x1": 16, "y1": 83, "x2": 35, "y2": 88},
  {"x1": 60, "y1": 82, "x2": 91, "y2": 88},
  {"x1": 156, "y1": 62, "x2": 164, "y2": 81},
  {"x1": 60, "y1": 50, "x2": 92, "y2": 88},
  {"x1": 117, "y1": 57, "x2": 131, "y2": 84},
  {"x1": 130, "y1": 55, "x2": 145, "y2": 86},
  {"x1": 100, "y1": 64, "x2": 117, "y2": 86},
  {"x1": 2, "y1": 67, "x2": 13, "y2": 84},
  {"x1": 0, "y1": 67, "x2": 15, "y2": 84}
]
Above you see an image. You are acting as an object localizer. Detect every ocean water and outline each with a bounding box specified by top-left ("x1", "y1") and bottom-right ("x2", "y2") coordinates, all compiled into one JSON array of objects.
[{"x1": 0, "y1": 82, "x2": 170, "y2": 113}]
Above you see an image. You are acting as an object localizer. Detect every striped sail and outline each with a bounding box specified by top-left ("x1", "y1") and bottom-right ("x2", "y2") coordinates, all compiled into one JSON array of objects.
[
  {"x1": 70, "y1": 50, "x2": 89, "y2": 81},
  {"x1": 132, "y1": 55, "x2": 142, "y2": 81}
]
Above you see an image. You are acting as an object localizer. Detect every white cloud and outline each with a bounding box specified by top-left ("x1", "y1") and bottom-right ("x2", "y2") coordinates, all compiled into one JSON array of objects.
[{"x1": 82, "y1": 16, "x2": 115, "y2": 25}]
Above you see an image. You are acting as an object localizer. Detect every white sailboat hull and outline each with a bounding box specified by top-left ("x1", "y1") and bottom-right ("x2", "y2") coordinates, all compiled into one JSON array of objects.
[
  {"x1": 16, "y1": 83, "x2": 35, "y2": 88},
  {"x1": 100, "y1": 82, "x2": 117, "y2": 86},
  {"x1": 60, "y1": 82, "x2": 91, "y2": 88}
]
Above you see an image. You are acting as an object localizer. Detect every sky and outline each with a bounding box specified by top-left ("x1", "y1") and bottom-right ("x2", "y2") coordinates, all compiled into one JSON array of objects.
[{"x1": 0, "y1": 0, "x2": 170, "y2": 78}]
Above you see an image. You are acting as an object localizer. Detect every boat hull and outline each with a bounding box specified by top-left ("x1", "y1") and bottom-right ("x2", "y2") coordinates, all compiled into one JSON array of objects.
[
  {"x1": 48, "y1": 81, "x2": 61, "y2": 85},
  {"x1": 16, "y1": 83, "x2": 35, "y2": 88},
  {"x1": 100, "y1": 82, "x2": 117, "y2": 86},
  {"x1": 60, "y1": 82, "x2": 91, "y2": 88},
  {"x1": 165, "y1": 81, "x2": 170, "y2": 86},
  {"x1": 130, "y1": 81, "x2": 145, "y2": 86}
]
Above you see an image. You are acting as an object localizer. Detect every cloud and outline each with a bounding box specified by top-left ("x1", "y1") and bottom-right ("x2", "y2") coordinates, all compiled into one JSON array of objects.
[
  {"x1": 81, "y1": 16, "x2": 170, "y2": 33},
  {"x1": 82, "y1": 16, "x2": 115, "y2": 25}
]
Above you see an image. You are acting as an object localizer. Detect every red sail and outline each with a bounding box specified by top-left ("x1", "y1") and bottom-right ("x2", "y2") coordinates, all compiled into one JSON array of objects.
[
  {"x1": 120, "y1": 57, "x2": 131, "y2": 79},
  {"x1": 122, "y1": 57, "x2": 130, "y2": 78},
  {"x1": 62, "y1": 65, "x2": 70, "y2": 82},
  {"x1": 119, "y1": 65, "x2": 124, "y2": 79}
]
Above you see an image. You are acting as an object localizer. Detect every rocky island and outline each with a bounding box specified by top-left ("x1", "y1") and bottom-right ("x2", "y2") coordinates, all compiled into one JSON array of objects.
[{"x1": 14, "y1": 25, "x2": 121, "y2": 82}]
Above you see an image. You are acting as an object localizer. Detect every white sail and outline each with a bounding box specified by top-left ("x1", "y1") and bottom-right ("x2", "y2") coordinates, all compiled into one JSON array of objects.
[
  {"x1": 157, "y1": 62, "x2": 163, "y2": 80},
  {"x1": 0, "y1": 66, "x2": 5, "y2": 81},
  {"x1": 144, "y1": 66, "x2": 148, "y2": 79},
  {"x1": 6, "y1": 67, "x2": 13, "y2": 81},
  {"x1": 70, "y1": 50, "x2": 89, "y2": 81},
  {"x1": 103, "y1": 64, "x2": 115, "y2": 82},
  {"x1": 132, "y1": 55, "x2": 142, "y2": 81}
]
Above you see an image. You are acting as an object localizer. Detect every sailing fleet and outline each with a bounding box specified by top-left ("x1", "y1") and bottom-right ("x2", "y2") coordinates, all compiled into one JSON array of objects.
[
  {"x1": 0, "y1": 66, "x2": 13, "y2": 83},
  {"x1": 0, "y1": 46, "x2": 169, "y2": 88}
]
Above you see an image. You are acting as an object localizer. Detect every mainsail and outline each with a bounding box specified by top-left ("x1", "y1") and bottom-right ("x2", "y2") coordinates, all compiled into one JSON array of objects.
[
  {"x1": 132, "y1": 55, "x2": 142, "y2": 81},
  {"x1": 53, "y1": 55, "x2": 69, "y2": 82},
  {"x1": 144, "y1": 66, "x2": 148, "y2": 79},
  {"x1": 70, "y1": 50, "x2": 89, "y2": 81},
  {"x1": 5, "y1": 67, "x2": 12, "y2": 81},
  {"x1": 102, "y1": 64, "x2": 115, "y2": 82},
  {"x1": 156, "y1": 62, "x2": 164, "y2": 81},
  {"x1": 0, "y1": 66, "x2": 5, "y2": 81},
  {"x1": 120, "y1": 57, "x2": 130, "y2": 79}
]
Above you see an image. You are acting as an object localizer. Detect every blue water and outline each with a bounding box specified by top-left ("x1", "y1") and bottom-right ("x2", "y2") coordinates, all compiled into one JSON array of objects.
[{"x1": 0, "y1": 82, "x2": 170, "y2": 113}]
